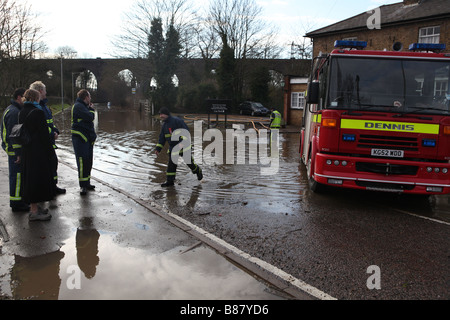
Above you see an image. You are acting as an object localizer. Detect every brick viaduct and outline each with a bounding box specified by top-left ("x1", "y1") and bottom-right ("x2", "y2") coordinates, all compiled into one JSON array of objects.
[{"x1": 26, "y1": 58, "x2": 311, "y2": 102}]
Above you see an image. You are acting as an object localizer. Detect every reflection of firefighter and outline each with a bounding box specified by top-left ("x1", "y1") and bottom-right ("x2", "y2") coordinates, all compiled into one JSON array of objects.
[
  {"x1": 76, "y1": 230, "x2": 100, "y2": 279},
  {"x1": 270, "y1": 108, "x2": 282, "y2": 129},
  {"x1": 155, "y1": 108, "x2": 203, "y2": 187}
]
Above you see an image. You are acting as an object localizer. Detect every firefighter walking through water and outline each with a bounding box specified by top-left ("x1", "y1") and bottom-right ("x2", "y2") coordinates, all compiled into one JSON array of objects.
[{"x1": 155, "y1": 108, "x2": 203, "y2": 187}]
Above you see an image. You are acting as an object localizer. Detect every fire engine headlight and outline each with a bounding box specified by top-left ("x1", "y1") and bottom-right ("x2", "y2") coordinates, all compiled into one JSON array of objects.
[
  {"x1": 334, "y1": 160, "x2": 340, "y2": 166},
  {"x1": 434, "y1": 168, "x2": 440, "y2": 173},
  {"x1": 326, "y1": 160, "x2": 332, "y2": 165},
  {"x1": 426, "y1": 186, "x2": 443, "y2": 193},
  {"x1": 328, "y1": 179, "x2": 343, "y2": 185},
  {"x1": 443, "y1": 168, "x2": 448, "y2": 174},
  {"x1": 426, "y1": 167, "x2": 433, "y2": 173},
  {"x1": 342, "y1": 161, "x2": 348, "y2": 166}
]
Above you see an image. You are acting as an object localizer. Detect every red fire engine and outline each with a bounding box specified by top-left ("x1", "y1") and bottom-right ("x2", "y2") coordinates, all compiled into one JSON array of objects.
[{"x1": 300, "y1": 40, "x2": 450, "y2": 194}]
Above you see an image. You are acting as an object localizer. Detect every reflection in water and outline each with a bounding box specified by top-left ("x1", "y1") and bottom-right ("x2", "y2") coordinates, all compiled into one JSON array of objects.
[
  {"x1": 6, "y1": 232, "x2": 280, "y2": 300},
  {"x1": 58, "y1": 234, "x2": 282, "y2": 300},
  {"x1": 76, "y1": 217, "x2": 100, "y2": 279},
  {"x1": 4, "y1": 213, "x2": 281, "y2": 300},
  {"x1": 11, "y1": 251, "x2": 65, "y2": 300}
]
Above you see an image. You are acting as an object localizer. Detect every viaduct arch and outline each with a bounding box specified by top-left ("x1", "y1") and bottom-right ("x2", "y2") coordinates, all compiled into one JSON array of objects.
[{"x1": 26, "y1": 58, "x2": 311, "y2": 103}]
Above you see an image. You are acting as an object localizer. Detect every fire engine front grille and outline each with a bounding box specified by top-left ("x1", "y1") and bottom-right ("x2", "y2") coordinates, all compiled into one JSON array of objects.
[
  {"x1": 357, "y1": 134, "x2": 418, "y2": 152},
  {"x1": 356, "y1": 162, "x2": 419, "y2": 175},
  {"x1": 355, "y1": 181, "x2": 415, "y2": 192}
]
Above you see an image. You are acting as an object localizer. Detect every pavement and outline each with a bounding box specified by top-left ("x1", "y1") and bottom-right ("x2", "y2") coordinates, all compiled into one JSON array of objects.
[{"x1": 0, "y1": 149, "x2": 317, "y2": 300}]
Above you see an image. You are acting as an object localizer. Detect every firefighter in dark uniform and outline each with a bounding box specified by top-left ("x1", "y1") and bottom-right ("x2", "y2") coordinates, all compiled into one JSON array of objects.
[
  {"x1": 155, "y1": 107, "x2": 203, "y2": 187},
  {"x1": 30, "y1": 81, "x2": 66, "y2": 195},
  {"x1": 1, "y1": 88, "x2": 30, "y2": 212},
  {"x1": 71, "y1": 89, "x2": 97, "y2": 195}
]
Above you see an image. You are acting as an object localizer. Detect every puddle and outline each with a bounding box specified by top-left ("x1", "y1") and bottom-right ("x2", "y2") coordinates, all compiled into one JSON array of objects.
[{"x1": 2, "y1": 230, "x2": 283, "y2": 300}]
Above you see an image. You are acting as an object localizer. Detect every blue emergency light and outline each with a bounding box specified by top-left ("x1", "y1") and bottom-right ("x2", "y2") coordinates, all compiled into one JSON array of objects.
[
  {"x1": 422, "y1": 139, "x2": 436, "y2": 147},
  {"x1": 334, "y1": 40, "x2": 367, "y2": 50},
  {"x1": 343, "y1": 134, "x2": 356, "y2": 142},
  {"x1": 409, "y1": 43, "x2": 446, "y2": 52}
]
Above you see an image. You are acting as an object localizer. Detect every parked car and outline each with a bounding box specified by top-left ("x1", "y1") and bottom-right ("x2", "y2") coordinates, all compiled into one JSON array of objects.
[{"x1": 238, "y1": 101, "x2": 270, "y2": 116}]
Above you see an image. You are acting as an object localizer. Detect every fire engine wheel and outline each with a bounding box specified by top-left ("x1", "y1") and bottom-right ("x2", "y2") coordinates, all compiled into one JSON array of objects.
[{"x1": 307, "y1": 158, "x2": 325, "y2": 193}]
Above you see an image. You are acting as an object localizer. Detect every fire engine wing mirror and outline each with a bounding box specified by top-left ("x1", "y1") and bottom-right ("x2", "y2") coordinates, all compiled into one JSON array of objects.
[{"x1": 306, "y1": 81, "x2": 319, "y2": 105}]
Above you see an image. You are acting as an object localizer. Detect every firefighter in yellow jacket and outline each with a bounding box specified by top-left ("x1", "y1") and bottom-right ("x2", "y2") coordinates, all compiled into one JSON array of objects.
[{"x1": 270, "y1": 108, "x2": 282, "y2": 129}]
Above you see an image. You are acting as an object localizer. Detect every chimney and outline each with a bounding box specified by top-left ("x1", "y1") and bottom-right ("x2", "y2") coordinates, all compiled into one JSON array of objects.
[{"x1": 403, "y1": 0, "x2": 421, "y2": 5}]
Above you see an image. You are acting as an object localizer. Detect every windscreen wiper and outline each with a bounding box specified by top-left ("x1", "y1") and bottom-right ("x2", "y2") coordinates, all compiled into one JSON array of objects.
[
  {"x1": 341, "y1": 104, "x2": 394, "y2": 116},
  {"x1": 393, "y1": 106, "x2": 447, "y2": 117},
  {"x1": 359, "y1": 104, "x2": 396, "y2": 110}
]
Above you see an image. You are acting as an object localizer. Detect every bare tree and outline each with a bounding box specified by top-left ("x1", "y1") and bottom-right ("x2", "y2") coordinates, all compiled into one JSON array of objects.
[
  {"x1": 205, "y1": 0, "x2": 281, "y2": 104},
  {"x1": 0, "y1": 0, "x2": 45, "y2": 59},
  {"x1": 0, "y1": 0, "x2": 46, "y2": 106},
  {"x1": 55, "y1": 46, "x2": 78, "y2": 59},
  {"x1": 289, "y1": 19, "x2": 315, "y2": 59},
  {"x1": 110, "y1": 0, "x2": 198, "y2": 59},
  {"x1": 207, "y1": 0, "x2": 280, "y2": 60}
]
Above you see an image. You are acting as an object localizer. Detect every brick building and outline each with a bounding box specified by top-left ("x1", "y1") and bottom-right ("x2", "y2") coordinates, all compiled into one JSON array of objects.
[
  {"x1": 305, "y1": 0, "x2": 450, "y2": 57},
  {"x1": 283, "y1": 0, "x2": 450, "y2": 126}
]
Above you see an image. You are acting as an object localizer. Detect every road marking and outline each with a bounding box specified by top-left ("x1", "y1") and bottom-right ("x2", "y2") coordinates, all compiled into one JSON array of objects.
[{"x1": 390, "y1": 208, "x2": 450, "y2": 226}]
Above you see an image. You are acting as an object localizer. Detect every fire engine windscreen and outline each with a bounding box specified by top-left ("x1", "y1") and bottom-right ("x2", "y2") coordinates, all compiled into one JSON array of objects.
[{"x1": 328, "y1": 57, "x2": 450, "y2": 115}]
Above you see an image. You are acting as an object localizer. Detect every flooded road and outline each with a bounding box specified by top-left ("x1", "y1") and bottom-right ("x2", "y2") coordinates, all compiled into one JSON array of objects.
[
  {"x1": 56, "y1": 106, "x2": 308, "y2": 218},
  {"x1": 54, "y1": 105, "x2": 449, "y2": 222},
  {"x1": 48, "y1": 105, "x2": 450, "y2": 299}
]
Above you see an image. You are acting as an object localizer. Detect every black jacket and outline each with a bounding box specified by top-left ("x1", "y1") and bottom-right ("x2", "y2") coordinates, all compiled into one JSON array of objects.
[
  {"x1": 156, "y1": 115, "x2": 190, "y2": 153},
  {"x1": 19, "y1": 102, "x2": 56, "y2": 203},
  {"x1": 71, "y1": 98, "x2": 97, "y2": 143},
  {"x1": 1, "y1": 100, "x2": 22, "y2": 156}
]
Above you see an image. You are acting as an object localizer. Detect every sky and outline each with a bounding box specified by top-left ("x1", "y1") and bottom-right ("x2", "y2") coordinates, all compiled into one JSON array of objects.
[{"x1": 20, "y1": 0, "x2": 400, "y2": 58}]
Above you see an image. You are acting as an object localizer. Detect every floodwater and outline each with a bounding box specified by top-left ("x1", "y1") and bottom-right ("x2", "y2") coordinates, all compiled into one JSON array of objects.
[
  {"x1": 54, "y1": 105, "x2": 450, "y2": 222},
  {"x1": 55, "y1": 105, "x2": 307, "y2": 216}
]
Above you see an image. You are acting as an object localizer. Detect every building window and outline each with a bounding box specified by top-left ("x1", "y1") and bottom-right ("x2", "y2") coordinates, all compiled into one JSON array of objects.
[
  {"x1": 291, "y1": 92, "x2": 306, "y2": 109},
  {"x1": 435, "y1": 80, "x2": 448, "y2": 97},
  {"x1": 419, "y1": 26, "x2": 440, "y2": 44}
]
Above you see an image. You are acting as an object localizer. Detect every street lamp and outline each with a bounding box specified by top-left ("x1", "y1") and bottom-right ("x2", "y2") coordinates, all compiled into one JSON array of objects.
[
  {"x1": 60, "y1": 57, "x2": 64, "y2": 111},
  {"x1": 60, "y1": 51, "x2": 76, "y2": 130},
  {"x1": 72, "y1": 72, "x2": 82, "y2": 103}
]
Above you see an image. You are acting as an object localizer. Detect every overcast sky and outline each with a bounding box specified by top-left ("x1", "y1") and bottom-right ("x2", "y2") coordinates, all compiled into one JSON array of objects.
[{"x1": 19, "y1": 0, "x2": 400, "y2": 58}]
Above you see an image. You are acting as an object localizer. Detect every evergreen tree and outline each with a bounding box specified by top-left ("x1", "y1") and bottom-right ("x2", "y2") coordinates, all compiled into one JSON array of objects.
[
  {"x1": 249, "y1": 66, "x2": 270, "y2": 105},
  {"x1": 148, "y1": 18, "x2": 182, "y2": 110},
  {"x1": 216, "y1": 34, "x2": 236, "y2": 104}
]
